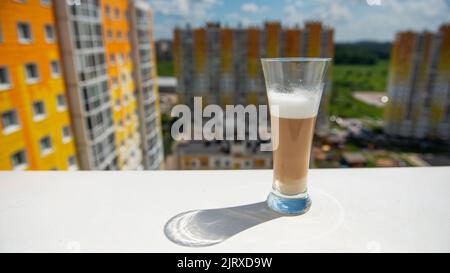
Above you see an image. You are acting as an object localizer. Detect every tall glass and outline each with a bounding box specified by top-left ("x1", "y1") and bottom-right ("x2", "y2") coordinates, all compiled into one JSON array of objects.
[{"x1": 261, "y1": 58, "x2": 331, "y2": 215}]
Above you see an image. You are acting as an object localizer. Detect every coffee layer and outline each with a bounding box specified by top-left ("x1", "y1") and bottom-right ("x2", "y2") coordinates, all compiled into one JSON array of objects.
[{"x1": 272, "y1": 116, "x2": 317, "y2": 195}]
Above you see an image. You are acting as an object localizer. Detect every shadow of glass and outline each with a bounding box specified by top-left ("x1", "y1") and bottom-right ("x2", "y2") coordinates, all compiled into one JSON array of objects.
[{"x1": 164, "y1": 201, "x2": 282, "y2": 247}]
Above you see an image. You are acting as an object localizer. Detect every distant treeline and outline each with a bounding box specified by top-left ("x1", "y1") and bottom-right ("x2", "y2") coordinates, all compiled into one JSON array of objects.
[{"x1": 334, "y1": 42, "x2": 392, "y2": 65}]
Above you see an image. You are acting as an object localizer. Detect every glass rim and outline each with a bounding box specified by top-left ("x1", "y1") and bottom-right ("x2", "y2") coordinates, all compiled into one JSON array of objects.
[{"x1": 261, "y1": 57, "x2": 332, "y2": 62}]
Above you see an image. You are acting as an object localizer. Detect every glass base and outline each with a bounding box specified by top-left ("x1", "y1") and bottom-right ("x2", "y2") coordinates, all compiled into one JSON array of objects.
[{"x1": 266, "y1": 191, "x2": 311, "y2": 215}]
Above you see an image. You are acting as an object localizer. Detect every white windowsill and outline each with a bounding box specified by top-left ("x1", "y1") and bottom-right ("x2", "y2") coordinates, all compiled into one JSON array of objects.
[
  {"x1": 19, "y1": 39, "x2": 32, "y2": 44},
  {"x1": 2, "y1": 125, "x2": 21, "y2": 135},
  {"x1": 12, "y1": 163, "x2": 28, "y2": 171},
  {"x1": 26, "y1": 78, "x2": 40, "y2": 85},
  {"x1": 0, "y1": 167, "x2": 449, "y2": 252},
  {"x1": 62, "y1": 137, "x2": 72, "y2": 144},
  {"x1": 57, "y1": 106, "x2": 67, "y2": 112},
  {"x1": 33, "y1": 114, "x2": 47, "y2": 122},
  {"x1": 41, "y1": 148, "x2": 54, "y2": 157},
  {"x1": 0, "y1": 83, "x2": 12, "y2": 91}
]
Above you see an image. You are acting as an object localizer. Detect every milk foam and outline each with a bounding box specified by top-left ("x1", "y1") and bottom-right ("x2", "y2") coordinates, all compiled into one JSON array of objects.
[{"x1": 267, "y1": 89, "x2": 322, "y2": 119}]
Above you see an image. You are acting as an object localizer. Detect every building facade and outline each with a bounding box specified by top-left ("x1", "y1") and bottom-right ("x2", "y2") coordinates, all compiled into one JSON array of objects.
[
  {"x1": 102, "y1": 0, "x2": 143, "y2": 170},
  {"x1": 385, "y1": 24, "x2": 450, "y2": 142},
  {"x1": 175, "y1": 140, "x2": 272, "y2": 170},
  {"x1": 0, "y1": 0, "x2": 163, "y2": 170},
  {"x1": 174, "y1": 21, "x2": 334, "y2": 133},
  {"x1": 0, "y1": 0, "x2": 78, "y2": 170},
  {"x1": 128, "y1": 0, "x2": 164, "y2": 169}
]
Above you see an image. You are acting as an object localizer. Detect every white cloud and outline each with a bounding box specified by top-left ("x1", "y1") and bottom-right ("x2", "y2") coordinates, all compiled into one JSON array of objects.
[
  {"x1": 226, "y1": 12, "x2": 253, "y2": 26},
  {"x1": 328, "y1": 2, "x2": 351, "y2": 22},
  {"x1": 150, "y1": 0, "x2": 222, "y2": 18},
  {"x1": 345, "y1": 0, "x2": 450, "y2": 41},
  {"x1": 149, "y1": 0, "x2": 222, "y2": 39},
  {"x1": 284, "y1": 0, "x2": 351, "y2": 24},
  {"x1": 242, "y1": 3, "x2": 258, "y2": 13},
  {"x1": 241, "y1": 2, "x2": 269, "y2": 14},
  {"x1": 284, "y1": 0, "x2": 449, "y2": 41},
  {"x1": 150, "y1": 0, "x2": 450, "y2": 41}
]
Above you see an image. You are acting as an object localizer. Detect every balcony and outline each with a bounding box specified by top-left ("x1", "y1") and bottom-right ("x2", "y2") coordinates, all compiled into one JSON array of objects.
[{"x1": 0, "y1": 167, "x2": 449, "y2": 252}]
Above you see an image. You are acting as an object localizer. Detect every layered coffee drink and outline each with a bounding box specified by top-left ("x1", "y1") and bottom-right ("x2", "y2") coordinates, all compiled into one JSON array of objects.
[
  {"x1": 268, "y1": 89, "x2": 321, "y2": 196},
  {"x1": 262, "y1": 57, "x2": 330, "y2": 215}
]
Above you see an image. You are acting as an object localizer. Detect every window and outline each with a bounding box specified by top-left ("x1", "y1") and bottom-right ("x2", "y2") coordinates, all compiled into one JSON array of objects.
[
  {"x1": 44, "y1": 24, "x2": 55, "y2": 42},
  {"x1": 1, "y1": 110, "x2": 20, "y2": 134},
  {"x1": 39, "y1": 136, "x2": 53, "y2": 156},
  {"x1": 112, "y1": 77, "x2": 118, "y2": 89},
  {"x1": 110, "y1": 54, "x2": 115, "y2": 65},
  {"x1": 25, "y1": 63, "x2": 39, "y2": 83},
  {"x1": 51, "y1": 61, "x2": 60, "y2": 77},
  {"x1": 56, "y1": 94, "x2": 66, "y2": 111},
  {"x1": 214, "y1": 159, "x2": 221, "y2": 167},
  {"x1": 224, "y1": 160, "x2": 231, "y2": 167},
  {"x1": 105, "y1": 5, "x2": 111, "y2": 18},
  {"x1": 115, "y1": 98, "x2": 121, "y2": 109},
  {"x1": 121, "y1": 73, "x2": 127, "y2": 82},
  {"x1": 117, "y1": 31, "x2": 122, "y2": 40},
  {"x1": 17, "y1": 22, "x2": 32, "y2": 43},
  {"x1": 0, "y1": 66, "x2": 11, "y2": 90},
  {"x1": 62, "y1": 126, "x2": 72, "y2": 143},
  {"x1": 191, "y1": 160, "x2": 199, "y2": 168},
  {"x1": 0, "y1": 21, "x2": 3, "y2": 43},
  {"x1": 107, "y1": 30, "x2": 113, "y2": 41},
  {"x1": 114, "y1": 8, "x2": 120, "y2": 19},
  {"x1": 11, "y1": 150, "x2": 27, "y2": 170},
  {"x1": 32, "y1": 101, "x2": 46, "y2": 121},
  {"x1": 68, "y1": 156, "x2": 77, "y2": 168},
  {"x1": 41, "y1": 0, "x2": 51, "y2": 6},
  {"x1": 118, "y1": 53, "x2": 124, "y2": 64}
]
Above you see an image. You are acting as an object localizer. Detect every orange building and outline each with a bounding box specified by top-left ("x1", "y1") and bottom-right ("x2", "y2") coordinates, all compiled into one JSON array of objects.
[
  {"x1": 385, "y1": 25, "x2": 450, "y2": 141},
  {"x1": 0, "y1": 0, "x2": 77, "y2": 170},
  {"x1": 102, "y1": 0, "x2": 143, "y2": 170}
]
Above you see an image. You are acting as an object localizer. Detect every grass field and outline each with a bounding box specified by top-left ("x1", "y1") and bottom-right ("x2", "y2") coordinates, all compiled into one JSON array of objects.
[
  {"x1": 329, "y1": 61, "x2": 389, "y2": 119},
  {"x1": 157, "y1": 60, "x2": 175, "y2": 77}
]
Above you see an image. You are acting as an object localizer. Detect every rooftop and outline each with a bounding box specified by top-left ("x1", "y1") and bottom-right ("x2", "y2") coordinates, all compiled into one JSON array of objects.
[
  {"x1": 0, "y1": 167, "x2": 449, "y2": 252},
  {"x1": 157, "y1": 77, "x2": 177, "y2": 88},
  {"x1": 176, "y1": 140, "x2": 271, "y2": 157}
]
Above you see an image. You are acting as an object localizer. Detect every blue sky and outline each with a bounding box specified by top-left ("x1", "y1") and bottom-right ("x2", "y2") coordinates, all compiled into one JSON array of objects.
[{"x1": 148, "y1": 0, "x2": 450, "y2": 42}]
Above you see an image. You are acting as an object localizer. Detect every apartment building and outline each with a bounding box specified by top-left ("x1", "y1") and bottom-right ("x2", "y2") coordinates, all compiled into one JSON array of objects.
[
  {"x1": 385, "y1": 24, "x2": 450, "y2": 142},
  {"x1": 0, "y1": 0, "x2": 78, "y2": 170},
  {"x1": 174, "y1": 21, "x2": 334, "y2": 134},
  {"x1": 175, "y1": 140, "x2": 272, "y2": 170},
  {"x1": 0, "y1": 0, "x2": 163, "y2": 170},
  {"x1": 129, "y1": 0, "x2": 164, "y2": 170},
  {"x1": 102, "y1": 0, "x2": 143, "y2": 170},
  {"x1": 54, "y1": 0, "x2": 119, "y2": 170}
]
